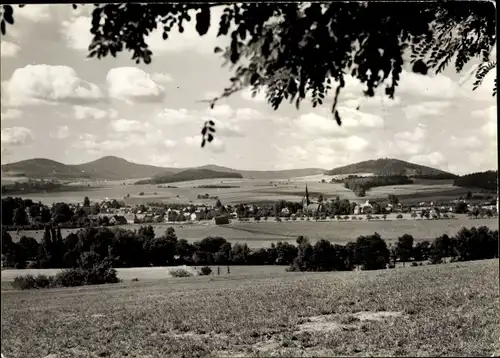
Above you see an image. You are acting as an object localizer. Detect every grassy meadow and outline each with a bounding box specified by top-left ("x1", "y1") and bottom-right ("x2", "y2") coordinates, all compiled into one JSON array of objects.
[
  {"x1": 1, "y1": 259, "x2": 498, "y2": 357},
  {"x1": 8, "y1": 217, "x2": 498, "y2": 249},
  {"x1": 1, "y1": 176, "x2": 470, "y2": 207}
]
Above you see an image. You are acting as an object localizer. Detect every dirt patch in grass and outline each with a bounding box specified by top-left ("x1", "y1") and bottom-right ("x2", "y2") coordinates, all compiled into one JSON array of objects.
[{"x1": 2, "y1": 260, "x2": 498, "y2": 357}]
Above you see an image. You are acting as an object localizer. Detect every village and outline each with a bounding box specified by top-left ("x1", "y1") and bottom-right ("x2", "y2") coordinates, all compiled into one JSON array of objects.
[{"x1": 63, "y1": 192, "x2": 497, "y2": 227}]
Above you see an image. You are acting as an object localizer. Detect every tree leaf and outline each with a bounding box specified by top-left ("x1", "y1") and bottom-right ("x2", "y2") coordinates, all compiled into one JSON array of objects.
[
  {"x1": 334, "y1": 110, "x2": 342, "y2": 126},
  {"x1": 3, "y1": 5, "x2": 14, "y2": 25},
  {"x1": 207, "y1": 133, "x2": 214, "y2": 142},
  {"x1": 214, "y1": 46, "x2": 223, "y2": 53},
  {"x1": 201, "y1": 138, "x2": 206, "y2": 147},
  {"x1": 0, "y1": 20, "x2": 5, "y2": 36},
  {"x1": 195, "y1": 7, "x2": 210, "y2": 36}
]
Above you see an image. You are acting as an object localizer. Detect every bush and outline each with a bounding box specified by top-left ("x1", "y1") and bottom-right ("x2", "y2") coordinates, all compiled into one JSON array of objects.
[
  {"x1": 170, "y1": 268, "x2": 194, "y2": 277},
  {"x1": 11, "y1": 274, "x2": 54, "y2": 290},
  {"x1": 199, "y1": 266, "x2": 212, "y2": 276},
  {"x1": 396, "y1": 214, "x2": 403, "y2": 219}
]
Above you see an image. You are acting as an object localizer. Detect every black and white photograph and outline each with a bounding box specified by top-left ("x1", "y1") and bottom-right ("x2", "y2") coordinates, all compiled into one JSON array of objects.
[{"x1": 0, "y1": 2, "x2": 498, "y2": 357}]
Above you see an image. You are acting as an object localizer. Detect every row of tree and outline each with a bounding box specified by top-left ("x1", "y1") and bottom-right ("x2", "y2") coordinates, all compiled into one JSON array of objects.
[
  {"x1": 2, "y1": 225, "x2": 497, "y2": 272},
  {"x1": 453, "y1": 170, "x2": 498, "y2": 191},
  {"x1": 344, "y1": 176, "x2": 414, "y2": 197}
]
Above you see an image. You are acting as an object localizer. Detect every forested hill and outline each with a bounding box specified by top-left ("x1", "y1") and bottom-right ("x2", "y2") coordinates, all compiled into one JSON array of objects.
[
  {"x1": 326, "y1": 158, "x2": 458, "y2": 178},
  {"x1": 453, "y1": 170, "x2": 498, "y2": 191},
  {"x1": 134, "y1": 169, "x2": 243, "y2": 185}
]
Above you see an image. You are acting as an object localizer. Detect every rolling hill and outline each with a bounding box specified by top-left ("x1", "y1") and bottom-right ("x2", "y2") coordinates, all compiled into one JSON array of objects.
[
  {"x1": 2, "y1": 156, "x2": 170, "y2": 181},
  {"x1": 1, "y1": 157, "x2": 325, "y2": 181},
  {"x1": 134, "y1": 169, "x2": 243, "y2": 185},
  {"x1": 325, "y1": 158, "x2": 458, "y2": 178},
  {"x1": 1, "y1": 158, "x2": 93, "y2": 180},
  {"x1": 74, "y1": 156, "x2": 172, "y2": 180}
]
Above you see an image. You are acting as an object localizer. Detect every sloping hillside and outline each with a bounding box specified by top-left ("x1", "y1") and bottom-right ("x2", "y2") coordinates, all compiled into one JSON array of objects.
[
  {"x1": 1, "y1": 158, "x2": 91, "y2": 179},
  {"x1": 326, "y1": 158, "x2": 457, "y2": 178},
  {"x1": 198, "y1": 165, "x2": 325, "y2": 179},
  {"x1": 134, "y1": 169, "x2": 243, "y2": 185},
  {"x1": 453, "y1": 170, "x2": 498, "y2": 191},
  {"x1": 71, "y1": 156, "x2": 171, "y2": 180}
]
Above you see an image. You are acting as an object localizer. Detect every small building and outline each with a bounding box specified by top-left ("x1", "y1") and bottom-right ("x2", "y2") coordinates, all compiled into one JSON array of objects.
[{"x1": 213, "y1": 214, "x2": 230, "y2": 225}]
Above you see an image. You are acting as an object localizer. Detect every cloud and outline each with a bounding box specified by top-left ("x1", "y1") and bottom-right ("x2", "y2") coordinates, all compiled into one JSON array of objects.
[
  {"x1": 151, "y1": 72, "x2": 174, "y2": 83},
  {"x1": 1, "y1": 126, "x2": 34, "y2": 145},
  {"x1": 203, "y1": 117, "x2": 245, "y2": 137},
  {"x1": 163, "y1": 139, "x2": 177, "y2": 148},
  {"x1": 1, "y1": 108, "x2": 22, "y2": 121},
  {"x1": 61, "y1": 15, "x2": 92, "y2": 52},
  {"x1": 16, "y1": 5, "x2": 52, "y2": 22},
  {"x1": 472, "y1": 106, "x2": 496, "y2": 138},
  {"x1": 291, "y1": 108, "x2": 384, "y2": 138},
  {"x1": 402, "y1": 101, "x2": 451, "y2": 122},
  {"x1": 392, "y1": 127, "x2": 427, "y2": 155},
  {"x1": 409, "y1": 152, "x2": 446, "y2": 167},
  {"x1": 184, "y1": 135, "x2": 225, "y2": 153},
  {"x1": 73, "y1": 105, "x2": 118, "y2": 120},
  {"x1": 156, "y1": 108, "x2": 193, "y2": 125},
  {"x1": 49, "y1": 125, "x2": 70, "y2": 139},
  {"x1": 106, "y1": 67, "x2": 165, "y2": 103},
  {"x1": 449, "y1": 136, "x2": 483, "y2": 150},
  {"x1": 2, "y1": 65, "x2": 103, "y2": 107},
  {"x1": 110, "y1": 119, "x2": 149, "y2": 133},
  {"x1": 1, "y1": 41, "x2": 20, "y2": 57}
]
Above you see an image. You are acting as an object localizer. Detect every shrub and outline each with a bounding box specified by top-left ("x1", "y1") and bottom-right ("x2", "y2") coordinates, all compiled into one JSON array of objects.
[
  {"x1": 396, "y1": 214, "x2": 403, "y2": 219},
  {"x1": 411, "y1": 262, "x2": 419, "y2": 267},
  {"x1": 199, "y1": 266, "x2": 212, "y2": 276},
  {"x1": 170, "y1": 268, "x2": 194, "y2": 277}
]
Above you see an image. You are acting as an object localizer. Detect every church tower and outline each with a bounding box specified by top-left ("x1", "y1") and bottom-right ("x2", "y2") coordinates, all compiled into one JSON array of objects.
[{"x1": 302, "y1": 182, "x2": 311, "y2": 208}]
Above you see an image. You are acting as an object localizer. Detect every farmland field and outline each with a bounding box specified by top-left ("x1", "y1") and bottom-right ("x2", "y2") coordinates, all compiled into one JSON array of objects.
[
  {"x1": 1, "y1": 260, "x2": 498, "y2": 357},
  {"x1": 8, "y1": 217, "x2": 498, "y2": 248},
  {"x1": 1, "y1": 176, "x2": 478, "y2": 207}
]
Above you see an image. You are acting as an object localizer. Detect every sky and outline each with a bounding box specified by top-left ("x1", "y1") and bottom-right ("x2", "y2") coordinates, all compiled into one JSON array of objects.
[{"x1": 0, "y1": 4, "x2": 497, "y2": 175}]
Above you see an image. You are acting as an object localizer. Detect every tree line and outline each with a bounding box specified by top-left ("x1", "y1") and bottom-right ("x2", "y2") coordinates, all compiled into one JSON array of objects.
[
  {"x1": 453, "y1": 171, "x2": 498, "y2": 191},
  {"x1": 2, "y1": 224, "x2": 497, "y2": 272},
  {"x1": 343, "y1": 176, "x2": 414, "y2": 197}
]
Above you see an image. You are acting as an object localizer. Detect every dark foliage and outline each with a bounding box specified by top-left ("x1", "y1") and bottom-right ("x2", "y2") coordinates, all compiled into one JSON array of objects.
[
  {"x1": 1, "y1": 3, "x2": 494, "y2": 146},
  {"x1": 453, "y1": 170, "x2": 498, "y2": 191},
  {"x1": 135, "y1": 169, "x2": 243, "y2": 185},
  {"x1": 344, "y1": 176, "x2": 413, "y2": 197}
]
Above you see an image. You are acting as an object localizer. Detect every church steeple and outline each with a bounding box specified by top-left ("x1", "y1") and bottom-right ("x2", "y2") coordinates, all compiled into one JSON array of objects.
[{"x1": 304, "y1": 182, "x2": 310, "y2": 206}]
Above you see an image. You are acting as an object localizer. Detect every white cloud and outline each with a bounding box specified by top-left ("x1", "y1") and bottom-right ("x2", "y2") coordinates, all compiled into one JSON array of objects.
[
  {"x1": 449, "y1": 136, "x2": 482, "y2": 150},
  {"x1": 472, "y1": 106, "x2": 497, "y2": 138},
  {"x1": 163, "y1": 139, "x2": 177, "y2": 148},
  {"x1": 1, "y1": 108, "x2": 22, "y2": 121},
  {"x1": 110, "y1": 119, "x2": 148, "y2": 133},
  {"x1": 106, "y1": 67, "x2": 165, "y2": 103},
  {"x1": 234, "y1": 108, "x2": 262, "y2": 121},
  {"x1": 151, "y1": 73, "x2": 173, "y2": 83},
  {"x1": 73, "y1": 105, "x2": 118, "y2": 120},
  {"x1": 184, "y1": 135, "x2": 225, "y2": 153},
  {"x1": 156, "y1": 108, "x2": 193, "y2": 125},
  {"x1": 410, "y1": 152, "x2": 446, "y2": 167},
  {"x1": 2, "y1": 65, "x2": 103, "y2": 107},
  {"x1": 49, "y1": 125, "x2": 70, "y2": 139},
  {"x1": 16, "y1": 5, "x2": 52, "y2": 22},
  {"x1": 1, "y1": 126, "x2": 34, "y2": 145},
  {"x1": 402, "y1": 101, "x2": 451, "y2": 121},
  {"x1": 150, "y1": 155, "x2": 174, "y2": 167},
  {"x1": 397, "y1": 71, "x2": 464, "y2": 100},
  {"x1": 204, "y1": 104, "x2": 234, "y2": 119},
  {"x1": 1, "y1": 41, "x2": 20, "y2": 57},
  {"x1": 61, "y1": 15, "x2": 92, "y2": 52},
  {"x1": 203, "y1": 117, "x2": 244, "y2": 137}
]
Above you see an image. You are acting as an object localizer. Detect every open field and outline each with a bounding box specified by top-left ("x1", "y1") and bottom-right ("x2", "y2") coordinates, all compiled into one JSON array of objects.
[
  {"x1": 8, "y1": 217, "x2": 498, "y2": 248},
  {"x1": 2, "y1": 260, "x2": 498, "y2": 357},
  {"x1": 1, "y1": 177, "x2": 481, "y2": 207}
]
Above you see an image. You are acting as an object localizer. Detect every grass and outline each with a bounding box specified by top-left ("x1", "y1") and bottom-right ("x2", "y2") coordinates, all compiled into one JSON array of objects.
[
  {"x1": 1, "y1": 260, "x2": 498, "y2": 357},
  {"x1": 1, "y1": 177, "x2": 475, "y2": 207}
]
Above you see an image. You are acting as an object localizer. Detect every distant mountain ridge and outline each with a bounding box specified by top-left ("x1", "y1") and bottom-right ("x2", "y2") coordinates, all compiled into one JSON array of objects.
[
  {"x1": 326, "y1": 158, "x2": 458, "y2": 178},
  {"x1": 1, "y1": 156, "x2": 325, "y2": 181}
]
